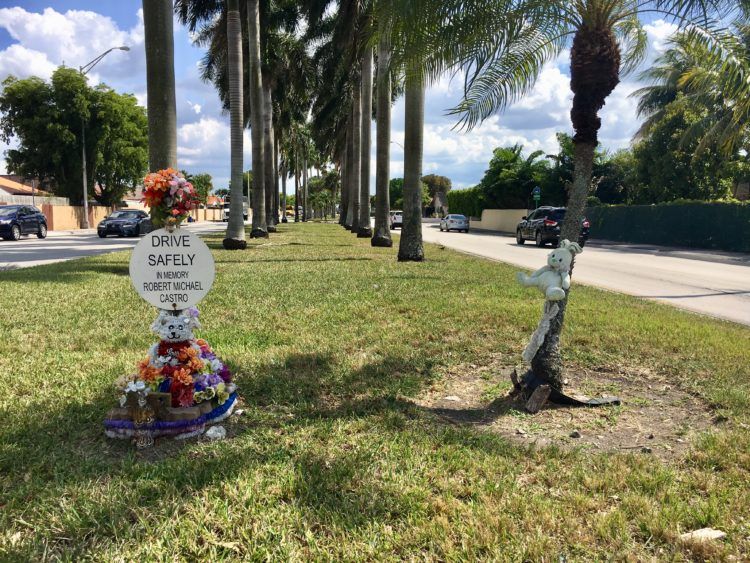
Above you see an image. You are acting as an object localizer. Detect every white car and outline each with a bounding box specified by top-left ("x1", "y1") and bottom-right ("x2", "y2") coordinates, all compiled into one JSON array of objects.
[
  {"x1": 439, "y1": 214, "x2": 470, "y2": 233},
  {"x1": 390, "y1": 210, "x2": 403, "y2": 229}
]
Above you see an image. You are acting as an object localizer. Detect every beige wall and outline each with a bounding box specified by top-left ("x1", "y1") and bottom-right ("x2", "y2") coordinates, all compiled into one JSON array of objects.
[
  {"x1": 33, "y1": 204, "x2": 225, "y2": 231},
  {"x1": 471, "y1": 209, "x2": 527, "y2": 233}
]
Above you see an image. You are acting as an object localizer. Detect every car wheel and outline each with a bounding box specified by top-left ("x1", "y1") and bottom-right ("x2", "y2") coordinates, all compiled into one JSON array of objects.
[
  {"x1": 98, "y1": 232, "x2": 107, "y2": 238},
  {"x1": 535, "y1": 230, "x2": 545, "y2": 247},
  {"x1": 516, "y1": 230, "x2": 525, "y2": 245},
  {"x1": 10, "y1": 224, "x2": 21, "y2": 241},
  {"x1": 37, "y1": 223, "x2": 47, "y2": 239}
]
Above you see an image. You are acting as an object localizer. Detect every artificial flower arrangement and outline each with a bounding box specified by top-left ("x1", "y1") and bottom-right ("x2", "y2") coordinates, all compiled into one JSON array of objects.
[
  {"x1": 104, "y1": 308, "x2": 238, "y2": 444},
  {"x1": 142, "y1": 168, "x2": 200, "y2": 227}
]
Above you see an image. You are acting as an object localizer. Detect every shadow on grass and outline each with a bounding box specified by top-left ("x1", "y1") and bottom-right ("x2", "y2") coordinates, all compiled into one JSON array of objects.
[
  {"x1": 0, "y1": 261, "x2": 131, "y2": 283},
  {"x1": 1, "y1": 350, "x2": 520, "y2": 557}
]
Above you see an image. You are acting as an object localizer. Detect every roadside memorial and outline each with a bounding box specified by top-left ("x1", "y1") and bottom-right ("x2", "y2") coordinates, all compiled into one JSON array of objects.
[
  {"x1": 104, "y1": 169, "x2": 237, "y2": 447},
  {"x1": 514, "y1": 239, "x2": 619, "y2": 412}
]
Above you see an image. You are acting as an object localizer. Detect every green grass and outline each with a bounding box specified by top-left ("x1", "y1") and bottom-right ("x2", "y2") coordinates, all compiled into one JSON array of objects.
[{"x1": 1, "y1": 222, "x2": 749, "y2": 560}]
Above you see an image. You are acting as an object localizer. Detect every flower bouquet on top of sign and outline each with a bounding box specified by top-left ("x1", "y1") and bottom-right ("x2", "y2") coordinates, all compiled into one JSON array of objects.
[
  {"x1": 142, "y1": 168, "x2": 200, "y2": 228},
  {"x1": 104, "y1": 170, "x2": 237, "y2": 447}
]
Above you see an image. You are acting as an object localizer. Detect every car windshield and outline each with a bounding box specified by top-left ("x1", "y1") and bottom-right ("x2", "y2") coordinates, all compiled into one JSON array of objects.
[
  {"x1": 110, "y1": 211, "x2": 141, "y2": 219},
  {"x1": 0, "y1": 207, "x2": 20, "y2": 217}
]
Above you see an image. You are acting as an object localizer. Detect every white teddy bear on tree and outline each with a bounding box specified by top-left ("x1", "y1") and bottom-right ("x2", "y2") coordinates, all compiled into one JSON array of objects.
[{"x1": 516, "y1": 239, "x2": 583, "y2": 301}]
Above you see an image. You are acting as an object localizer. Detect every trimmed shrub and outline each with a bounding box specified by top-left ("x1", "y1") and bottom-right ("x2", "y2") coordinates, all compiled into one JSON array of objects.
[
  {"x1": 586, "y1": 202, "x2": 750, "y2": 252},
  {"x1": 447, "y1": 186, "x2": 484, "y2": 218}
]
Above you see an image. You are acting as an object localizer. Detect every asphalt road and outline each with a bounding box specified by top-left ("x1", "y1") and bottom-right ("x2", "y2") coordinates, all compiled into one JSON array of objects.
[
  {"x1": 0, "y1": 222, "x2": 229, "y2": 271},
  {"x1": 419, "y1": 222, "x2": 750, "y2": 326}
]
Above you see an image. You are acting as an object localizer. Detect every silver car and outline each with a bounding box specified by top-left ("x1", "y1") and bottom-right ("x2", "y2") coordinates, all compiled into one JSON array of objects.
[{"x1": 439, "y1": 214, "x2": 470, "y2": 233}]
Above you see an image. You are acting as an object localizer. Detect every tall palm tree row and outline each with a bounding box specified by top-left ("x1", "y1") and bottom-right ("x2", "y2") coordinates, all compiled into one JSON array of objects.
[{"x1": 357, "y1": 47, "x2": 374, "y2": 237}]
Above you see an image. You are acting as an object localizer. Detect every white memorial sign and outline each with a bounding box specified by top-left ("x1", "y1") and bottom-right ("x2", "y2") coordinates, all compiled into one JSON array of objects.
[{"x1": 129, "y1": 228, "x2": 215, "y2": 310}]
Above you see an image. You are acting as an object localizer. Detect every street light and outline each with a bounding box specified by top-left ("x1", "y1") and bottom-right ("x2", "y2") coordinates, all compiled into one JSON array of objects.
[{"x1": 79, "y1": 46, "x2": 130, "y2": 228}]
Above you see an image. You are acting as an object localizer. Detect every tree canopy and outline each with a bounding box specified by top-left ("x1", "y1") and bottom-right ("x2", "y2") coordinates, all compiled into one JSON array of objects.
[{"x1": 0, "y1": 67, "x2": 147, "y2": 205}]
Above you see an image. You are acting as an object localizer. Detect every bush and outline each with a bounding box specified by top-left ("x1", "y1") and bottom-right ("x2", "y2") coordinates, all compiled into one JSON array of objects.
[
  {"x1": 447, "y1": 186, "x2": 484, "y2": 218},
  {"x1": 586, "y1": 202, "x2": 750, "y2": 252}
]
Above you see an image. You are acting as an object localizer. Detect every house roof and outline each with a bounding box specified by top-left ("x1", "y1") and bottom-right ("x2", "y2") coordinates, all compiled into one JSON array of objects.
[{"x1": 0, "y1": 176, "x2": 51, "y2": 196}]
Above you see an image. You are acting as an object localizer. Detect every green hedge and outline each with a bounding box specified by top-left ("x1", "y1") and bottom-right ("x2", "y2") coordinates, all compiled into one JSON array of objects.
[
  {"x1": 586, "y1": 202, "x2": 750, "y2": 252},
  {"x1": 447, "y1": 186, "x2": 483, "y2": 218}
]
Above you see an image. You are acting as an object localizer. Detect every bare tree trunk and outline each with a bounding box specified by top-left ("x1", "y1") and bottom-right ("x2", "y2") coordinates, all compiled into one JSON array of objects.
[
  {"x1": 398, "y1": 74, "x2": 425, "y2": 261},
  {"x1": 357, "y1": 47, "x2": 373, "y2": 238},
  {"x1": 263, "y1": 79, "x2": 276, "y2": 233},
  {"x1": 142, "y1": 0, "x2": 177, "y2": 171},
  {"x1": 247, "y1": 0, "x2": 266, "y2": 238},
  {"x1": 222, "y1": 0, "x2": 246, "y2": 249},
  {"x1": 372, "y1": 35, "x2": 392, "y2": 247},
  {"x1": 294, "y1": 152, "x2": 300, "y2": 223}
]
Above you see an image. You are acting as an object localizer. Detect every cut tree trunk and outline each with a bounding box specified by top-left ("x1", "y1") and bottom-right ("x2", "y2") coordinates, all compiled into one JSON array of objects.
[
  {"x1": 357, "y1": 47, "x2": 373, "y2": 238},
  {"x1": 222, "y1": 0, "x2": 246, "y2": 249},
  {"x1": 142, "y1": 0, "x2": 177, "y2": 171},
  {"x1": 398, "y1": 74, "x2": 425, "y2": 262},
  {"x1": 372, "y1": 35, "x2": 392, "y2": 247},
  {"x1": 246, "y1": 0, "x2": 267, "y2": 238}
]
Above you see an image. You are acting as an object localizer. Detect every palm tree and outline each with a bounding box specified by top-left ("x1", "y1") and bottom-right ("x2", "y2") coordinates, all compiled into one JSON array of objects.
[
  {"x1": 247, "y1": 0, "x2": 267, "y2": 238},
  {"x1": 263, "y1": 79, "x2": 277, "y2": 232},
  {"x1": 142, "y1": 0, "x2": 177, "y2": 170},
  {"x1": 397, "y1": 73, "x2": 425, "y2": 261},
  {"x1": 357, "y1": 46, "x2": 374, "y2": 237},
  {"x1": 371, "y1": 34, "x2": 393, "y2": 247},
  {"x1": 634, "y1": 22, "x2": 750, "y2": 155},
  {"x1": 346, "y1": 98, "x2": 361, "y2": 230},
  {"x1": 380, "y1": 0, "x2": 745, "y2": 391},
  {"x1": 223, "y1": 0, "x2": 247, "y2": 249}
]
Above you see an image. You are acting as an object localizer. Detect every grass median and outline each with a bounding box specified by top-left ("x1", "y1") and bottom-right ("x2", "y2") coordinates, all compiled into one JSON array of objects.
[{"x1": 1, "y1": 222, "x2": 748, "y2": 560}]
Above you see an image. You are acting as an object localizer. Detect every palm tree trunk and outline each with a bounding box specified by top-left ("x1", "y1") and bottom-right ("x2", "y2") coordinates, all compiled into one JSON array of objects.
[
  {"x1": 398, "y1": 74, "x2": 425, "y2": 261},
  {"x1": 527, "y1": 26, "x2": 619, "y2": 393},
  {"x1": 274, "y1": 134, "x2": 280, "y2": 225},
  {"x1": 142, "y1": 0, "x2": 177, "y2": 171},
  {"x1": 372, "y1": 36, "x2": 392, "y2": 247},
  {"x1": 263, "y1": 79, "x2": 276, "y2": 233},
  {"x1": 344, "y1": 113, "x2": 356, "y2": 229},
  {"x1": 281, "y1": 162, "x2": 288, "y2": 223},
  {"x1": 357, "y1": 47, "x2": 373, "y2": 238},
  {"x1": 302, "y1": 153, "x2": 308, "y2": 221},
  {"x1": 222, "y1": 0, "x2": 246, "y2": 249},
  {"x1": 339, "y1": 133, "x2": 349, "y2": 226},
  {"x1": 246, "y1": 0, "x2": 267, "y2": 238},
  {"x1": 349, "y1": 82, "x2": 362, "y2": 232},
  {"x1": 294, "y1": 153, "x2": 300, "y2": 222}
]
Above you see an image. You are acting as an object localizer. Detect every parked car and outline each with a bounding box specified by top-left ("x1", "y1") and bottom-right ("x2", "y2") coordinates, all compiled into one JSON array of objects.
[
  {"x1": 222, "y1": 196, "x2": 249, "y2": 222},
  {"x1": 390, "y1": 210, "x2": 403, "y2": 229},
  {"x1": 439, "y1": 214, "x2": 470, "y2": 233},
  {"x1": 97, "y1": 210, "x2": 153, "y2": 238},
  {"x1": 0, "y1": 205, "x2": 47, "y2": 241},
  {"x1": 515, "y1": 206, "x2": 589, "y2": 247}
]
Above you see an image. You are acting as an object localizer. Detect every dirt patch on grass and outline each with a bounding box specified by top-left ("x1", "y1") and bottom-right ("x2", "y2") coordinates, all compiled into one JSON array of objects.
[{"x1": 415, "y1": 358, "x2": 719, "y2": 460}]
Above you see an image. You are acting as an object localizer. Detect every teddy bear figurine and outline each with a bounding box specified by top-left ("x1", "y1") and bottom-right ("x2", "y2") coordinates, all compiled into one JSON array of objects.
[
  {"x1": 148, "y1": 308, "x2": 202, "y2": 368},
  {"x1": 516, "y1": 239, "x2": 583, "y2": 301}
]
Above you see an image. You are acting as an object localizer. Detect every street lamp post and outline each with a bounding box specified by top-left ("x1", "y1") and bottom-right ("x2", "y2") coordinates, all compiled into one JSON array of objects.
[{"x1": 79, "y1": 46, "x2": 130, "y2": 228}]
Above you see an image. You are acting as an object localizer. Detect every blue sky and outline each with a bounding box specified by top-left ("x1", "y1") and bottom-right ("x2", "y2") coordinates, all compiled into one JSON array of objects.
[{"x1": 0, "y1": 2, "x2": 679, "y2": 191}]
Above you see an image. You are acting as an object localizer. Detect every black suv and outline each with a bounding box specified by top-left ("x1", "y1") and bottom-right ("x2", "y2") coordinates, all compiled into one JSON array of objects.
[
  {"x1": 0, "y1": 205, "x2": 48, "y2": 241},
  {"x1": 515, "y1": 206, "x2": 589, "y2": 247}
]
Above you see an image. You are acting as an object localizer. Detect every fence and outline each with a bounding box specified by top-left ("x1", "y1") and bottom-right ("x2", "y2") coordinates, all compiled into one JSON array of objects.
[{"x1": 585, "y1": 202, "x2": 750, "y2": 252}]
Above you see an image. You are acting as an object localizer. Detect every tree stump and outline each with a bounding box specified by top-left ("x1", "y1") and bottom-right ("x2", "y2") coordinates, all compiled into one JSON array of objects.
[{"x1": 525, "y1": 384, "x2": 551, "y2": 414}]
